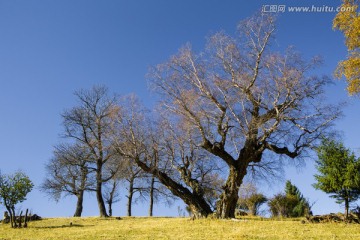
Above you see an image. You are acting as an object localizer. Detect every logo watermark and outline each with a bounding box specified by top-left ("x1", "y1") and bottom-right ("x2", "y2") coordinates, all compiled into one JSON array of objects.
[{"x1": 262, "y1": 5, "x2": 356, "y2": 13}]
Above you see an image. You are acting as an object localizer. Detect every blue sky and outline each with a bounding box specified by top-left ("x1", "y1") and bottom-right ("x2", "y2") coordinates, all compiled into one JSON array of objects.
[{"x1": 0, "y1": 0, "x2": 359, "y2": 217}]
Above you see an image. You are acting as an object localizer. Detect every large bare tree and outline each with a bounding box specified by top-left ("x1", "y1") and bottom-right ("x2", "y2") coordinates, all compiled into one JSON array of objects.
[
  {"x1": 41, "y1": 143, "x2": 95, "y2": 217},
  {"x1": 148, "y1": 13, "x2": 341, "y2": 218},
  {"x1": 62, "y1": 86, "x2": 121, "y2": 217}
]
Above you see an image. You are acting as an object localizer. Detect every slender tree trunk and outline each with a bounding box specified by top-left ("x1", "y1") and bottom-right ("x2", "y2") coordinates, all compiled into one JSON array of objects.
[
  {"x1": 250, "y1": 206, "x2": 256, "y2": 216},
  {"x1": 345, "y1": 197, "x2": 349, "y2": 220},
  {"x1": 107, "y1": 179, "x2": 117, "y2": 217},
  {"x1": 10, "y1": 213, "x2": 14, "y2": 228},
  {"x1": 96, "y1": 165, "x2": 108, "y2": 217},
  {"x1": 24, "y1": 209, "x2": 28, "y2": 228},
  {"x1": 11, "y1": 207, "x2": 17, "y2": 228},
  {"x1": 74, "y1": 190, "x2": 84, "y2": 217},
  {"x1": 18, "y1": 211, "x2": 22, "y2": 228},
  {"x1": 108, "y1": 201, "x2": 113, "y2": 217},
  {"x1": 149, "y1": 176, "x2": 155, "y2": 216},
  {"x1": 217, "y1": 164, "x2": 245, "y2": 219},
  {"x1": 127, "y1": 177, "x2": 134, "y2": 216},
  {"x1": 74, "y1": 164, "x2": 87, "y2": 217},
  {"x1": 6, "y1": 207, "x2": 13, "y2": 228}
]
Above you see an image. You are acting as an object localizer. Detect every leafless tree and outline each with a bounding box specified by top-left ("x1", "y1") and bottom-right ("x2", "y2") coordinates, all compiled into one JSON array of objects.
[
  {"x1": 61, "y1": 86, "x2": 121, "y2": 217},
  {"x1": 143, "y1": 119, "x2": 176, "y2": 217},
  {"x1": 148, "y1": 13, "x2": 341, "y2": 218},
  {"x1": 123, "y1": 163, "x2": 149, "y2": 216},
  {"x1": 114, "y1": 95, "x2": 223, "y2": 218},
  {"x1": 103, "y1": 177, "x2": 121, "y2": 217},
  {"x1": 161, "y1": 118, "x2": 224, "y2": 214},
  {"x1": 146, "y1": 168, "x2": 176, "y2": 217},
  {"x1": 41, "y1": 143, "x2": 95, "y2": 217},
  {"x1": 104, "y1": 182, "x2": 119, "y2": 217},
  {"x1": 102, "y1": 153, "x2": 128, "y2": 217}
]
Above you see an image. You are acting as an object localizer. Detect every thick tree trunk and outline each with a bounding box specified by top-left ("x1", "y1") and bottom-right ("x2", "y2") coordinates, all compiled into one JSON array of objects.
[
  {"x1": 127, "y1": 177, "x2": 134, "y2": 217},
  {"x1": 96, "y1": 166, "x2": 108, "y2": 217},
  {"x1": 74, "y1": 191, "x2": 84, "y2": 217},
  {"x1": 149, "y1": 176, "x2": 155, "y2": 216},
  {"x1": 217, "y1": 165, "x2": 245, "y2": 219},
  {"x1": 187, "y1": 200, "x2": 212, "y2": 219},
  {"x1": 96, "y1": 182, "x2": 108, "y2": 217}
]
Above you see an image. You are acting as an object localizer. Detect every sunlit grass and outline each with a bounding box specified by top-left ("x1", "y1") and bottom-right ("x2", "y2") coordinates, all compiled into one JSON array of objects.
[{"x1": 1, "y1": 216, "x2": 360, "y2": 240}]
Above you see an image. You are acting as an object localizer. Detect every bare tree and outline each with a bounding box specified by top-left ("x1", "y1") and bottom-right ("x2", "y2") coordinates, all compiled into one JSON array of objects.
[
  {"x1": 161, "y1": 118, "x2": 224, "y2": 214},
  {"x1": 103, "y1": 177, "x2": 121, "y2": 217},
  {"x1": 62, "y1": 86, "x2": 121, "y2": 217},
  {"x1": 114, "y1": 95, "x2": 223, "y2": 218},
  {"x1": 148, "y1": 13, "x2": 341, "y2": 218},
  {"x1": 41, "y1": 143, "x2": 95, "y2": 217},
  {"x1": 103, "y1": 154, "x2": 128, "y2": 217},
  {"x1": 147, "y1": 172, "x2": 176, "y2": 216},
  {"x1": 124, "y1": 163, "x2": 149, "y2": 216}
]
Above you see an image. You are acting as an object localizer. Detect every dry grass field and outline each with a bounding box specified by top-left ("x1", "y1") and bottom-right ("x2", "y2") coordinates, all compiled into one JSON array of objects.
[{"x1": 1, "y1": 216, "x2": 360, "y2": 240}]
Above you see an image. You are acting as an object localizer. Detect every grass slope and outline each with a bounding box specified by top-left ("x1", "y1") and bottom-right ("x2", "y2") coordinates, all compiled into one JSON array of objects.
[{"x1": 1, "y1": 217, "x2": 360, "y2": 240}]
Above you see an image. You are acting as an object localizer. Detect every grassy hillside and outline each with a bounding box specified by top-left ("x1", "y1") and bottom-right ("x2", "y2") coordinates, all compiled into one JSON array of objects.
[{"x1": 1, "y1": 217, "x2": 359, "y2": 240}]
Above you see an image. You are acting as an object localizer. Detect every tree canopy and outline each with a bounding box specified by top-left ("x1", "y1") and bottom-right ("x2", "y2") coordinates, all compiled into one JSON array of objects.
[
  {"x1": 149, "y1": 12, "x2": 340, "y2": 218},
  {"x1": 61, "y1": 85, "x2": 122, "y2": 217},
  {"x1": 0, "y1": 171, "x2": 33, "y2": 228},
  {"x1": 333, "y1": 0, "x2": 360, "y2": 95},
  {"x1": 268, "y1": 180, "x2": 310, "y2": 218},
  {"x1": 285, "y1": 180, "x2": 311, "y2": 217},
  {"x1": 313, "y1": 139, "x2": 360, "y2": 219},
  {"x1": 41, "y1": 143, "x2": 95, "y2": 217}
]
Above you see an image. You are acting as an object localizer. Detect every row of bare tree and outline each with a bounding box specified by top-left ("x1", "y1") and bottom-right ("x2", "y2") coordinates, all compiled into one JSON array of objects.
[
  {"x1": 40, "y1": 91, "x2": 174, "y2": 217},
  {"x1": 41, "y1": 88, "x2": 221, "y2": 217},
  {"x1": 41, "y1": 13, "x2": 340, "y2": 219}
]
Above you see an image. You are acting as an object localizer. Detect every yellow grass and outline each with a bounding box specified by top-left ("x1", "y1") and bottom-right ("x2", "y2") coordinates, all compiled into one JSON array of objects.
[{"x1": 1, "y1": 217, "x2": 360, "y2": 240}]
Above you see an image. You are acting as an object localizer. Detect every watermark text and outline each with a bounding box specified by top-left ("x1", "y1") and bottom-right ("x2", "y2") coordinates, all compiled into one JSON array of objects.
[{"x1": 262, "y1": 5, "x2": 356, "y2": 13}]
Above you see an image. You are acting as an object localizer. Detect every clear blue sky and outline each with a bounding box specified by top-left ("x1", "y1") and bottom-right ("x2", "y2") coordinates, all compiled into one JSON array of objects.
[{"x1": 0, "y1": 0, "x2": 359, "y2": 217}]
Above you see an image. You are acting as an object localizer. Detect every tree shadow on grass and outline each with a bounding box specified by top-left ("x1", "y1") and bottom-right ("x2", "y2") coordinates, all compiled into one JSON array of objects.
[{"x1": 34, "y1": 224, "x2": 94, "y2": 229}]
